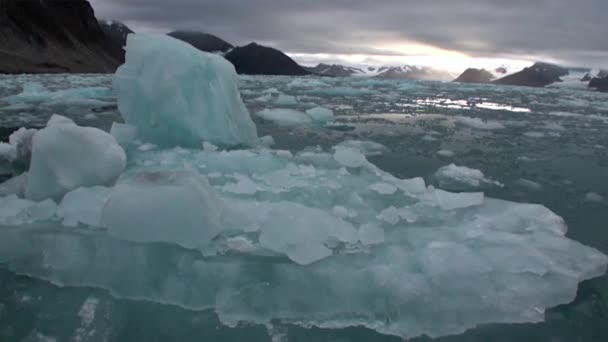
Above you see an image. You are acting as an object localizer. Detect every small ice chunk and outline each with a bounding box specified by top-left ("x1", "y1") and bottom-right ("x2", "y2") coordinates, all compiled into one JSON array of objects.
[
  {"x1": 101, "y1": 171, "x2": 223, "y2": 249},
  {"x1": 222, "y1": 175, "x2": 260, "y2": 195},
  {"x1": 203, "y1": 141, "x2": 219, "y2": 152},
  {"x1": 524, "y1": 131, "x2": 545, "y2": 138},
  {"x1": 425, "y1": 187, "x2": 484, "y2": 210},
  {"x1": 516, "y1": 178, "x2": 543, "y2": 191},
  {"x1": 455, "y1": 116, "x2": 505, "y2": 130},
  {"x1": 585, "y1": 192, "x2": 604, "y2": 202},
  {"x1": 274, "y1": 94, "x2": 298, "y2": 105},
  {"x1": 434, "y1": 164, "x2": 502, "y2": 190},
  {"x1": 110, "y1": 122, "x2": 137, "y2": 144},
  {"x1": 336, "y1": 140, "x2": 387, "y2": 156},
  {"x1": 257, "y1": 108, "x2": 311, "y2": 126},
  {"x1": 253, "y1": 94, "x2": 273, "y2": 103},
  {"x1": 305, "y1": 107, "x2": 335, "y2": 123},
  {"x1": 259, "y1": 135, "x2": 275, "y2": 147},
  {"x1": 0, "y1": 195, "x2": 57, "y2": 225},
  {"x1": 114, "y1": 34, "x2": 258, "y2": 147},
  {"x1": 358, "y1": 224, "x2": 385, "y2": 245},
  {"x1": 25, "y1": 115, "x2": 126, "y2": 201},
  {"x1": 333, "y1": 147, "x2": 368, "y2": 168},
  {"x1": 58, "y1": 186, "x2": 112, "y2": 227},
  {"x1": 368, "y1": 182, "x2": 398, "y2": 195},
  {"x1": 437, "y1": 149, "x2": 455, "y2": 157}
]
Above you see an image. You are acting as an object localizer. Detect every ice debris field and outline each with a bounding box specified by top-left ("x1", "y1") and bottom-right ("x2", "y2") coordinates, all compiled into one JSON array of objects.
[{"x1": 0, "y1": 34, "x2": 608, "y2": 340}]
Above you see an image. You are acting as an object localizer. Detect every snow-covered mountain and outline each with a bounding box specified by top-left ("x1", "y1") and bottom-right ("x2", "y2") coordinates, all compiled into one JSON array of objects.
[
  {"x1": 304, "y1": 63, "x2": 456, "y2": 81},
  {"x1": 305, "y1": 64, "x2": 366, "y2": 77},
  {"x1": 373, "y1": 65, "x2": 455, "y2": 81}
]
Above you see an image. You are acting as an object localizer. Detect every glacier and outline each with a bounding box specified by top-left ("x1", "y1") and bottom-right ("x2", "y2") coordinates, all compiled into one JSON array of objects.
[
  {"x1": 0, "y1": 34, "x2": 607, "y2": 341},
  {"x1": 113, "y1": 34, "x2": 258, "y2": 147}
]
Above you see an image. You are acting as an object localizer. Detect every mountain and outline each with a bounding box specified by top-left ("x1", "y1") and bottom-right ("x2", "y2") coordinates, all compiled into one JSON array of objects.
[
  {"x1": 167, "y1": 31, "x2": 233, "y2": 54},
  {"x1": 374, "y1": 66, "x2": 454, "y2": 81},
  {"x1": 224, "y1": 43, "x2": 310, "y2": 76},
  {"x1": 493, "y1": 62, "x2": 569, "y2": 87},
  {"x1": 99, "y1": 20, "x2": 133, "y2": 48},
  {"x1": 453, "y1": 68, "x2": 495, "y2": 84},
  {"x1": 0, "y1": 0, "x2": 124, "y2": 74},
  {"x1": 588, "y1": 76, "x2": 608, "y2": 92},
  {"x1": 305, "y1": 63, "x2": 366, "y2": 77}
]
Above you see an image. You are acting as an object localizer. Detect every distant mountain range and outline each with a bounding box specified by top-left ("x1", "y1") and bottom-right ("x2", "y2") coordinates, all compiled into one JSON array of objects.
[
  {"x1": 0, "y1": 0, "x2": 123, "y2": 74},
  {"x1": 0, "y1": 0, "x2": 605, "y2": 93}
]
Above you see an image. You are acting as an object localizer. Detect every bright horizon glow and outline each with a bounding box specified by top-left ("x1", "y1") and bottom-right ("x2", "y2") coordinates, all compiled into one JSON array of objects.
[
  {"x1": 288, "y1": 52, "x2": 534, "y2": 73},
  {"x1": 288, "y1": 39, "x2": 535, "y2": 73}
]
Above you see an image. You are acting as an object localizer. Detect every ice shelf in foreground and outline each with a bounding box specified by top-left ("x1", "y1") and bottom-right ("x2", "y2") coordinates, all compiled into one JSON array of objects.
[
  {"x1": 113, "y1": 34, "x2": 258, "y2": 147},
  {"x1": 25, "y1": 115, "x2": 126, "y2": 201}
]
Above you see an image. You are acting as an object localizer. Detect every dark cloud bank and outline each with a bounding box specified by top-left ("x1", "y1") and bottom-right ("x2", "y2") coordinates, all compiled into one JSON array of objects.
[{"x1": 91, "y1": 0, "x2": 608, "y2": 68}]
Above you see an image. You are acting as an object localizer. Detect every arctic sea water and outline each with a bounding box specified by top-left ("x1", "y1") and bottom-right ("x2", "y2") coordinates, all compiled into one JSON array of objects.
[{"x1": 0, "y1": 36, "x2": 607, "y2": 341}]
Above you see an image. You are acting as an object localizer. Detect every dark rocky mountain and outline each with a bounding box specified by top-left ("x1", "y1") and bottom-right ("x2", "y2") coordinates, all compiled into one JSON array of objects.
[
  {"x1": 224, "y1": 43, "x2": 310, "y2": 76},
  {"x1": 588, "y1": 76, "x2": 608, "y2": 92},
  {"x1": 375, "y1": 66, "x2": 453, "y2": 81},
  {"x1": 305, "y1": 63, "x2": 366, "y2": 77},
  {"x1": 99, "y1": 20, "x2": 133, "y2": 48},
  {"x1": 167, "y1": 31, "x2": 233, "y2": 54},
  {"x1": 453, "y1": 68, "x2": 495, "y2": 84},
  {"x1": 0, "y1": 0, "x2": 124, "y2": 74},
  {"x1": 493, "y1": 62, "x2": 569, "y2": 87}
]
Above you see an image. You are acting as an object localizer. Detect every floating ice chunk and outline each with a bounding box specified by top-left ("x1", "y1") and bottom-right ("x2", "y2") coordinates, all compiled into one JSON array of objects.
[
  {"x1": 113, "y1": 34, "x2": 258, "y2": 147},
  {"x1": 333, "y1": 147, "x2": 368, "y2": 168},
  {"x1": 585, "y1": 192, "x2": 604, "y2": 202},
  {"x1": 110, "y1": 122, "x2": 137, "y2": 144},
  {"x1": 336, "y1": 140, "x2": 387, "y2": 156},
  {"x1": 58, "y1": 186, "x2": 112, "y2": 228},
  {"x1": 101, "y1": 171, "x2": 223, "y2": 249},
  {"x1": 524, "y1": 131, "x2": 545, "y2": 138},
  {"x1": 455, "y1": 116, "x2": 505, "y2": 130},
  {"x1": 0, "y1": 195, "x2": 56, "y2": 225},
  {"x1": 305, "y1": 107, "x2": 335, "y2": 123},
  {"x1": 222, "y1": 174, "x2": 260, "y2": 195},
  {"x1": 274, "y1": 94, "x2": 298, "y2": 105},
  {"x1": 256, "y1": 108, "x2": 311, "y2": 126},
  {"x1": 0, "y1": 127, "x2": 37, "y2": 172},
  {"x1": 203, "y1": 141, "x2": 219, "y2": 152},
  {"x1": 425, "y1": 187, "x2": 484, "y2": 210},
  {"x1": 0, "y1": 172, "x2": 27, "y2": 197},
  {"x1": 516, "y1": 178, "x2": 543, "y2": 191},
  {"x1": 252, "y1": 94, "x2": 273, "y2": 102},
  {"x1": 437, "y1": 149, "x2": 455, "y2": 157},
  {"x1": 25, "y1": 115, "x2": 126, "y2": 201},
  {"x1": 259, "y1": 135, "x2": 275, "y2": 147},
  {"x1": 358, "y1": 224, "x2": 385, "y2": 245},
  {"x1": 543, "y1": 122, "x2": 566, "y2": 131},
  {"x1": 287, "y1": 78, "x2": 329, "y2": 88},
  {"x1": 434, "y1": 164, "x2": 502, "y2": 190},
  {"x1": 377, "y1": 206, "x2": 417, "y2": 225},
  {"x1": 368, "y1": 182, "x2": 398, "y2": 195}
]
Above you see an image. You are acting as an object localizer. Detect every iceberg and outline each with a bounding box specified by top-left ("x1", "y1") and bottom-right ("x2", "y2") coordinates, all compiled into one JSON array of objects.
[
  {"x1": 113, "y1": 34, "x2": 258, "y2": 147},
  {"x1": 25, "y1": 115, "x2": 126, "y2": 201}
]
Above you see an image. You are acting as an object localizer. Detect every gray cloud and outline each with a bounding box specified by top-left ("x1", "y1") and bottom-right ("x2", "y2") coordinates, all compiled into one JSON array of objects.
[{"x1": 91, "y1": 0, "x2": 608, "y2": 68}]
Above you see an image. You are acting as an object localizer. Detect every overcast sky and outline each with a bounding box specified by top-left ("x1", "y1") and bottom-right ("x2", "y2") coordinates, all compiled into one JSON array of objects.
[{"x1": 91, "y1": 0, "x2": 608, "y2": 70}]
